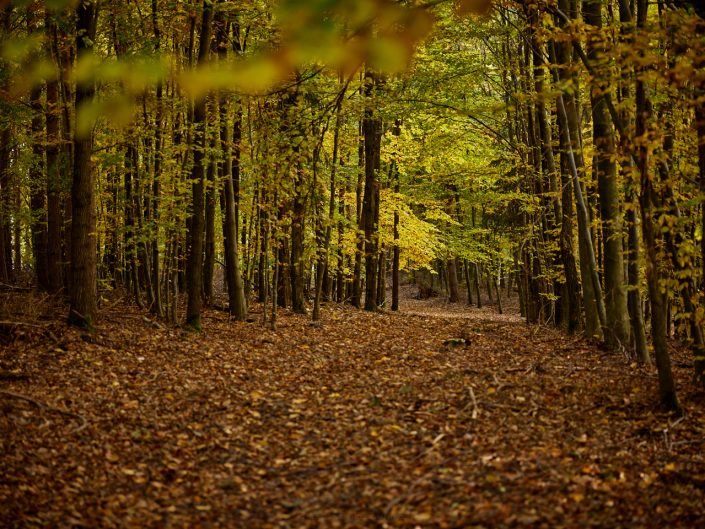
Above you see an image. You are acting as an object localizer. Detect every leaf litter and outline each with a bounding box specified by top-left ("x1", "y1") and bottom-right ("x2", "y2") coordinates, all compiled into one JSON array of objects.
[{"x1": 1, "y1": 292, "x2": 704, "y2": 528}]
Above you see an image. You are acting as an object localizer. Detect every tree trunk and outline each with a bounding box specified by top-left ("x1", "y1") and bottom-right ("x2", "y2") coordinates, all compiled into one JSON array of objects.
[
  {"x1": 68, "y1": 0, "x2": 99, "y2": 327},
  {"x1": 447, "y1": 257, "x2": 460, "y2": 303},
  {"x1": 377, "y1": 248, "x2": 386, "y2": 307},
  {"x1": 291, "y1": 163, "x2": 306, "y2": 314},
  {"x1": 203, "y1": 124, "x2": 217, "y2": 305},
  {"x1": 550, "y1": 11, "x2": 605, "y2": 338},
  {"x1": 45, "y1": 18, "x2": 63, "y2": 293},
  {"x1": 185, "y1": 0, "x2": 213, "y2": 330},
  {"x1": 635, "y1": 0, "x2": 679, "y2": 411},
  {"x1": 584, "y1": 0, "x2": 630, "y2": 350},
  {"x1": 463, "y1": 260, "x2": 473, "y2": 305},
  {"x1": 0, "y1": 125, "x2": 10, "y2": 282},
  {"x1": 474, "y1": 262, "x2": 482, "y2": 308},
  {"x1": 150, "y1": 0, "x2": 163, "y2": 317},
  {"x1": 363, "y1": 71, "x2": 381, "y2": 311},
  {"x1": 219, "y1": 91, "x2": 247, "y2": 319},
  {"x1": 124, "y1": 141, "x2": 143, "y2": 308},
  {"x1": 30, "y1": 82, "x2": 49, "y2": 290},
  {"x1": 313, "y1": 100, "x2": 342, "y2": 321}
]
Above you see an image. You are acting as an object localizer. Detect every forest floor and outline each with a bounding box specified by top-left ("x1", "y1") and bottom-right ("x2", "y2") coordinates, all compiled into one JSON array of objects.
[{"x1": 1, "y1": 286, "x2": 705, "y2": 528}]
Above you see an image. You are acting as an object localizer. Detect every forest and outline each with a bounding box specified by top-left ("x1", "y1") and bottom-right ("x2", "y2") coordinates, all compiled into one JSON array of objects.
[{"x1": 1, "y1": 0, "x2": 705, "y2": 527}]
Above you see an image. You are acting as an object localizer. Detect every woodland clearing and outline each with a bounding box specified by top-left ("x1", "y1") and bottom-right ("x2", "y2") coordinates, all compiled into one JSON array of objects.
[{"x1": 1, "y1": 288, "x2": 704, "y2": 528}]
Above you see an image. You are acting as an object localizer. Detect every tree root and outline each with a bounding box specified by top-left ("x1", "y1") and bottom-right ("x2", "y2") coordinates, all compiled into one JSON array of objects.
[{"x1": 0, "y1": 390, "x2": 87, "y2": 433}]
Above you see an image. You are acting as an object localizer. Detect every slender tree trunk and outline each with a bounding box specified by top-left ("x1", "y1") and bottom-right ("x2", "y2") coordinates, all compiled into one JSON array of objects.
[
  {"x1": 363, "y1": 70, "x2": 381, "y2": 311},
  {"x1": 494, "y1": 261, "x2": 503, "y2": 315},
  {"x1": 447, "y1": 257, "x2": 460, "y2": 303},
  {"x1": 30, "y1": 81, "x2": 49, "y2": 290},
  {"x1": 203, "y1": 124, "x2": 217, "y2": 305},
  {"x1": 0, "y1": 8, "x2": 12, "y2": 282},
  {"x1": 313, "y1": 100, "x2": 342, "y2": 321},
  {"x1": 150, "y1": 0, "x2": 163, "y2": 316},
  {"x1": 392, "y1": 192, "x2": 400, "y2": 311},
  {"x1": 124, "y1": 141, "x2": 143, "y2": 308},
  {"x1": 28, "y1": 5, "x2": 47, "y2": 285},
  {"x1": 550, "y1": 12, "x2": 605, "y2": 338},
  {"x1": 464, "y1": 260, "x2": 473, "y2": 305},
  {"x1": 584, "y1": 0, "x2": 630, "y2": 350},
  {"x1": 474, "y1": 262, "x2": 482, "y2": 308},
  {"x1": 219, "y1": 92, "x2": 247, "y2": 319},
  {"x1": 377, "y1": 248, "x2": 386, "y2": 307},
  {"x1": 351, "y1": 117, "x2": 364, "y2": 309},
  {"x1": 45, "y1": 19, "x2": 63, "y2": 293},
  {"x1": 556, "y1": 140, "x2": 581, "y2": 333},
  {"x1": 270, "y1": 193, "x2": 279, "y2": 331},
  {"x1": 529, "y1": 9, "x2": 563, "y2": 325},
  {"x1": 337, "y1": 167, "x2": 346, "y2": 303},
  {"x1": 0, "y1": 126, "x2": 10, "y2": 282},
  {"x1": 291, "y1": 163, "x2": 306, "y2": 314},
  {"x1": 635, "y1": 0, "x2": 679, "y2": 411},
  {"x1": 185, "y1": 0, "x2": 213, "y2": 330}
]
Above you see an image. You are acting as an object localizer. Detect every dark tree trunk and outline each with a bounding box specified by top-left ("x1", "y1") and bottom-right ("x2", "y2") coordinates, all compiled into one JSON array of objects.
[
  {"x1": 217, "y1": 48, "x2": 247, "y2": 320},
  {"x1": 550, "y1": 5, "x2": 605, "y2": 338},
  {"x1": 203, "y1": 126, "x2": 217, "y2": 305},
  {"x1": 291, "y1": 163, "x2": 306, "y2": 314},
  {"x1": 0, "y1": 126, "x2": 10, "y2": 282},
  {"x1": 150, "y1": 0, "x2": 163, "y2": 316},
  {"x1": 45, "y1": 22, "x2": 63, "y2": 293},
  {"x1": 377, "y1": 249, "x2": 386, "y2": 307},
  {"x1": 351, "y1": 115, "x2": 364, "y2": 309},
  {"x1": 0, "y1": 8, "x2": 11, "y2": 282},
  {"x1": 474, "y1": 262, "x2": 482, "y2": 308},
  {"x1": 584, "y1": 0, "x2": 630, "y2": 350},
  {"x1": 68, "y1": 0, "x2": 99, "y2": 327},
  {"x1": 447, "y1": 257, "x2": 460, "y2": 303},
  {"x1": 30, "y1": 82, "x2": 49, "y2": 290},
  {"x1": 313, "y1": 100, "x2": 342, "y2": 321},
  {"x1": 124, "y1": 141, "x2": 143, "y2": 308},
  {"x1": 363, "y1": 71, "x2": 382, "y2": 311},
  {"x1": 218, "y1": 90, "x2": 247, "y2": 317},
  {"x1": 464, "y1": 260, "x2": 473, "y2": 305},
  {"x1": 337, "y1": 168, "x2": 346, "y2": 303},
  {"x1": 185, "y1": 0, "x2": 213, "y2": 330},
  {"x1": 635, "y1": 0, "x2": 679, "y2": 411},
  {"x1": 258, "y1": 189, "x2": 268, "y2": 303}
]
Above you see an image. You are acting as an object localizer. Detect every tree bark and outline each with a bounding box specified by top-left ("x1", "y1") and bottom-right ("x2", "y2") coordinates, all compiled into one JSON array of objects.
[
  {"x1": 635, "y1": 0, "x2": 680, "y2": 411},
  {"x1": 583, "y1": 0, "x2": 630, "y2": 350},
  {"x1": 203, "y1": 122, "x2": 217, "y2": 305},
  {"x1": 45, "y1": 14, "x2": 63, "y2": 293},
  {"x1": 185, "y1": 0, "x2": 213, "y2": 330},
  {"x1": 219, "y1": 90, "x2": 247, "y2": 318},
  {"x1": 313, "y1": 99, "x2": 342, "y2": 321},
  {"x1": 30, "y1": 81, "x2": 49, "y2": 290},
  {"x1": 291, "y1": 163, "x2": 306, "y2": 314},
  {"x1": 150, "y1": 0, "x2": 163, "y2": 316},
  {"x1": 68, "y1": 0, "x2": 99, "y2": 327},
  {"x1": 447, "y1": 257, "x2": 460, "y2": 303},
  {"x1": 552, "y1": 0, "x2": 605, "y2": 338},
  {"x1": 363, "y1": 70, "x2": 381, "y2": 311}
]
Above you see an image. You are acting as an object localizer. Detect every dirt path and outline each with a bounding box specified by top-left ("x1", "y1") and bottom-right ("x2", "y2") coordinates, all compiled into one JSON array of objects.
[{"x1": 1, "y1": 294, "x2": 704, "y2": 528}]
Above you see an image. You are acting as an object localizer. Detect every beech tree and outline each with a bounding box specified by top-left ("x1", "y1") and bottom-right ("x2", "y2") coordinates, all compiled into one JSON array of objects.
[{"x1": 68, "y1": 0, "x2": 99, "y2": 327}]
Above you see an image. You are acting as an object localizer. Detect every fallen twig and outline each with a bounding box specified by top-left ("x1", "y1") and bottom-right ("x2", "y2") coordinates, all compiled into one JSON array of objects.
[
  {"x1": 0, "y1": 320, "x2": 46, "y2": 330},
  {"x1": 0, "y1": 282, "x2": 31, "y2": 292},
  {"x1": 468, "y1": 386, "x2": 478, "y2": 419}
]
